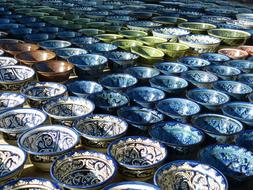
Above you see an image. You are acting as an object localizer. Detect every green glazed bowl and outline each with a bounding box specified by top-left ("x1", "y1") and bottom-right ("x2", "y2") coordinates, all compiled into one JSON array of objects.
[
  {"x1": 119, "y1": 30, "x2": 148, "y2": 39},
  {"x1": 15, "y1": 8, "x2": 32, "y2": 14},
  {"x1": 208, "y1": 29, "x2": 251, "y2": 46},
  {"x1": 51, "y1": 11, "x2": 66, "y2": 17},
  {"x1": 137, "y1": 36, "x2": 167, "y2": 46},
  {"x1": 157, "y1": 43, "x2": 189, "y2": 59},
  {"x1": 27, "y1": 12, "x2": 49, "y2": 17},
  {"x1": 131, "y1": 45, "x2": 165, "y2": 60},
  {"x1": 64, "y1": 14, "x2": 79, "y2": 20},
  {"x1": 78, "y1": 28, "x2": 105, "y2": 36},
  {"x1": 104, "y1": 25, "x2": 124, "y2": 33},
  {"x1": 86, "y1": 22, "x2": 111, "y2": 29},
  {"x1": 73, "y1": 18, "x2": 91, "y2": 25},
  {"x1": 42, "y1": 16, "x2": 62, "y2": 21},
  {"x1": 38, "y1": 8, "x2": 57, "y2": 13},
  {"x1": 64, "y1": 23, "x2": 83, "y2": 30},
  {"x1": 179, "y1": 22, "x2": 217, "y2": 34},
  {"x1": 152, "y1": 16, "x2": 188, "y2": 26},
  {"x1": 95, "y1": 34, "x2": 124, "y2": 43},
  {"x1": 112, "y1": 39, "x2": 143, "y2": 51},
  {"x1": 49, "y1": 20, "x2": 71, "y2": 27}
]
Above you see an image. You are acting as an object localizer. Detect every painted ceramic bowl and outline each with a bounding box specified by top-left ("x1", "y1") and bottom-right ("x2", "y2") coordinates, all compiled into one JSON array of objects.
[
  {"x1": 39, "y1": 40, "x2": 71, "y2": 50},
  {"x1": 21, "y1": 82, "x2": 67, "y2": 108},
  {"x1": 0, "y1": 92, "x2": 26, "y2": 113},
  {"x1": 131, "y1": 46, "x2": 164, "y2": 63},
  {"x1": 199, "y1": 144, "x2": 253, "y2": 182},
  {"x1": 200, "y1": 53, "x2": 230, "y2": 65},
  {"x1": 0, "y1": 56, "x2": 18, "y2": 67},
  {"x1": 218, "y1": 48, "x2": 249, "y2": 60},
  {"x1": 108, "y1": 136, "x2": 167, "y2": 180},
  {"x1": 137, "y1": 36, "x2": 167, "y2": 47},
  {"x1": 106, "y1": 15, "x2": 137, "y2": 25},
  {"x1": 26, "y1": 22, "x2": 46, "y2": 29},
  {"x1": 0, "y1": 23, "x2": 23, "y2": 31},
  {"x1": 0, "y1": 39, "x2": 24, "y2": 48},
  {"x1": 9, "y1": 27, "x2": 32, "y2": 37},
  {"x1": 156, "y1": 98, "x2": 200, "y2": 123},
  {"x1": 40, "y1": 27, "x2": 60, "y2": 34},
  {"x1": 43, "y1": 96, "x2": 94, "y2": 126},
  {"x1": 119, "y1": 30, "x2": 148, "y2": 39},
  {"x1": 24, "y1": 33, "x2": 55, "y2": 43},
  {"x1": 206, "y1": 65, "x2": 241, "y2": 80},
  {"x1": 213, "y1": 80, "x2": 252, "y2": 100},
  {"x1": 95, "y1": 34, "x2": 123, "y2": 43},
  {"x1": 51, "y1": 151, "x2": 117, "y2": 190},
  {"x1": 179, "y1": 56, "x2": 211, "y2": 69},
  {"x1": 208, "y1": 29, "x2": 251, "y2": 46},
  {"x1": 154, "y1": 160, "x2": 228, "y2": 190},
  {"x1": 156, "y1": 43, "x2": 189, "y2": 59},
  {"x1": 127, "y1": 21, "x2": 162, "y2": 32},
  {"x1": 86, "y1": 43, "x2": 117, "y2": 53},
  {"x1": 57, "y1": 31, "x2": 81, "y2": 39},
  {"x1": 71, "y1": 37, "x2": 99, "y2": 48},
  {"x1": 0, "y1": 145, "x2": 27, "y2": 184},
  {"x1": 78, "y1": 28, "x2": 105, "y2": 36},
  {"x1": 239, "y1": 74, "x2": 253, "y2": 87},
  {"x1": 73, "y1": 114, "x2": 128, "y2": 150},
  {"x1": 0, "y1": 31, "x2": 8, "y2": 39},
  {"x1": 0, "y1": 65, "x2": 35, "y2": 91},
  {"x1": 154, "y1": 62, "x2": 188, "y2": 76},
  {"x1": 235, "y1": 130, "x2": 253, "y2": 152},
  {"x1": 152, "y1": 27, "x2": 190, "y2": 42},
  {"x1": 125, "y1": 67, "x2": 160, "y2": 83},
  {"x1": 178, "y1": 34, "x2": 221, "y2": 54},
  {"x1": 2, "y1": 43, "x2": 39, "y2": 56},
  {"x1": 239, "y1": 46, "x2": 253, "y2": 56},
  {"x1": 67, "y1": 80, "x2": 103, "y2": 98},
  {"x1": 54, "y1": 48, "x2": 87, "y2": 59},
  {"x1": 18, "y1": 125, "x2": 79, "y2": 171},
  {"x1": 227, "y1": 60, "x2": 253, "y2": 73},
  {"x1": 0, "y1": 177, "x2": 62, "y2": 190},
  {"x1": 112, "y1": 39, "x2": 143, "y2": 51},
  {"x1": 236, "y1": 13, "x2": 253, "y2": 22},
  {"x1": 152, "y1": 16, "x2": 187, "y2": 26},
  {"x1": 178, "y1": 22, "x2": 216, "y2": 34},
  {"x1": 103, "y1": 181, "x2": 160, "y2": 190},
  {"x1": 192, "y1": 114, "x2": 243, "y2": 143}
]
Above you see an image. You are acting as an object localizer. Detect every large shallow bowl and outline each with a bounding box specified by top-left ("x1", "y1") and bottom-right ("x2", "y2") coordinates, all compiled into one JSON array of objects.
[
  {"x1": 156, "y1": 43, "x2": 189, "y2": 59},
  {"x1": 218, "y1": 48, "x2": 249, "y2": 60},
  {"x1": 137, "y1": 36, "x2": 167, "y2": 47},
  {"x1": 154, "y1": 62, "x2": 188, "y2": 76},
  {"x1": 235, "y1": 130, "x2": 253, "y2": 152},
  {"x1": 0, "y1": 56, "x2": 18, "y2": 67},
  {"x1": 227, "y1": 60, "x2": 253, "y2": 73},
  {"x1": 2, "y1": 43, "x2": 39, "y2": 56},
  {"x1": 24, "y1": 33, "x2": 55, "y2": 43},
  {"x1": 127, "y1": 21, "x2": 162, "y2": 32},
  {"x1": 152, "y1": 27, "x2": 190, "y2": 42},
  {"x1": 239, "y1": 74, "x2": 253, "y2": 87},
  {"x1": 54, "y1": 48, "x2": 87, "y2": 59},
  {"x1": 131, "y1": 46, "x2": 164, "y2": 63},
  {"x1": 85, "y1": 43, "x2": 117, "y2": 53},
  {"x1": 200, "y1": 52, "x2": 230, "y2": 65},
  {"x1": 71, "y1": 37, "x2": 100, "y2": 48},
  {"x1": 239, "y1": 46, "x2": 253, "y2": 56},
  {"x1": 108, "y1": 136, "x2": 167, "y2": 180},
  {"x1": 39, "y1": 40, "x2": 71, "y2": 50},
  {"x1": 119, "y1": 30, "x2": 148, "y2": 39},
  {"x1": 95, "y1": 34, "x2": 123, "y2": 43},
  {"x1": 179, "y1": 56, "x2": 211, "y2": 69},
  {"x1": 112, "y1": 39, "x2": 143, "y2": 51},
  {"x1": 178, "y1": 22, "x2": 216, "y2": 34},
  {"x1": 206, "y1": 65, "x2": 241, "y2": 80},
  {"x1": 103, "y1": 181, "x2": 160, "y2": 190},
  {"x1": 152, "y1": 16, "x2": 187, "y2": 26},
  {"x1": 57, "y1": 31, "x2": 81, "y2": 40},
  {"x1": 51, "y1": 151, "x2": 117, "y2": 190},
  {"x1": 0, "y1": 92, "x2": 26, "y2": 113},
  {"x1": 154, "y1": 160, "x2": 228, "y2": 190}
]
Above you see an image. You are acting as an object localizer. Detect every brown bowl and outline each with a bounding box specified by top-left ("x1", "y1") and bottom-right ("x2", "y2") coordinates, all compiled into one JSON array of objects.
[
  {"x1": 15, "y1": 50, "x2": 56, "y2": 66},
  {"x1": 0, "y1": 39, "x2": 24, "y2": 48},
  {"x1": 218, "y1": 48, "x2": 249, "y2": 60},
  {"x1": 34, "y1": 60, "x2": 74, "y2": 82},
  {"x1": 2, "y1": 43, "x2": 40, "y2": 56},
  {"x1": 239, "y1": 45, "x2": 253, "y2": 56}
]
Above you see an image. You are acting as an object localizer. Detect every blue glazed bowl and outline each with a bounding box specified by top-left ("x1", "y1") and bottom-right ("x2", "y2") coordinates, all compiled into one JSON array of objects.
[
  {"x1": 99, "y1": 73, "x2": 137, "y2": 92},
  {"x1": 0, "y1": 56, "x2": 18, "y2": 67},
  {"x1": 154, "y1": 62, "x2": 188, "y2": 76},
  {"x1": 239, "y1": 74, "x2": 253, "y2": 87},
  {"x1": 103, "y1": 181, "x2": 160, "y2": 190},
  {"x1": 54, "y1": 48, "x2": 87, "y2": 59},
  {"x1": 227, "y1": 60, "x2": 253, "y2": 73},
  {"x1": 152, "y1": 27, "x2": 190, "y2": 41},
  {"x1": 0, "y1": 92, "x2": 26, "y2": 113},
  {"x1": 179, "y1": 56, "x2": 211, "y2": 69},
  {"x1": 10, "y1": 27, "x2": 32, "y2": 37},
  {"x1": 17, "y1": 16, "x2": 37, "y2": 23},
  {"x1": 67, "y1": 80, "x2": 103, "y2": 98},
  {"x1": 199, "y1": 144, "x2": 253, "y2": 182},
  {"x1": 206, "y1": 65, "x2": 241, "y2": 80},
  {"x1": 40, "y1": 26, "x2": 60, "y2": 33},
  {"x1": 51, "y1": 151, "x2": 117, "y2": 190},
  {"x1": 235, "y1": 130, "x2": 253, "y2": 152},
  {"x1": 26, "y1": 22, "x2": 46, "y2": 29},
  {"x1": 200, "y1": 52, "x2": 230, "y2": 65},
  {"x1": 192, "y1": 114, "x2": 243, "y2": 143},
  {"x1": 213, "y1": 80, "x2": 252, "y2": 100},
  {"x1": 18, "y1": 125, "x2": 79, "y2": 172},
  {"x1": 0, "y1": 23, "x2": 23, "y2": 31},
  {"x1": 149, "y1": 122, "x2": 204, "y2": 153},
  {"x1": 24, "y1": 33, "x2": 55, "y2": 42},
  {"x1": 86, "y1": 43, "x2": 117, "y2": 53},
  {"x1": 0, "y1": 144, "x2": 27, "y2": 184},
  {"x1": 154, "y1": 160, "x2": 228, "y2": 190},
  {"x1": 57, "y1": 31, "x2": 81, "y2": 39},
  {"x1": 108, "y1": 136, "x2": 167, "y2": 180},
  {"x1": 156, "y1": 98, "x2": 201, "y2": 123},
  {"x1": 187, "y1": 88, "x2": 230, "y2": 111},
  {"x1": 127, "y1": 86, "x2": 165, "y2": 108},
  {"x1": 127, "y1": 21, "x2": 162, "y2": 32},
  {"x1": 0, "y1": 18, "x2": 11, "y2": 24},
  {"x1": 0, "y1": 31, "x2": 7, "y2": 39},
  {"x1": 39, "y1": 40, "x2": 71, "y2": 50},
  {"x1": 150, "y1": 75, "x2": 188, "y2": 94},
  {"x1": 71, "y1": 36, "x2": 100, "y2": 48}
]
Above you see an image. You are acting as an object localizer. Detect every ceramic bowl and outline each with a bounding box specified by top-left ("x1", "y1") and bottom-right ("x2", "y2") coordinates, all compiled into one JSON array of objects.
[
  {"x1": 43, "y1": 96, "x2": 94, "y2": 126},
  {"x1": 0, "y1": 65, "x2": 35, "y2": 91},
  {"x1": 0, "y1": 39, "x2": 24, "y2": 48},
  {"x1": 24, "y1": 33, "x2": 55, "y2": 43},
  {"x1": 199, "y1": 144, "x2": 253, "y2": 182},
  {"x1": 149, "y1": 122, "x2": 204, "y2": 153},
  {"x1": 88, "y1": 90, "x2": 129, "y2": 113},
  {"x1": 39, "y1": 40, "x2": 71, "y2": 50},
  {"x1": 106, "y1": 15, "x2": 136, "y2": 25},
  {"x1": 236, "y1": 13, "x2": 253, "y2": 22},
  {"x1": 108, "y1": 136, "x2": 167, "y2": 180},
  {"x1": 193, "y1": 114, "x2": 243, "y2": 143},
  {"x1": 179, "y1": 56, "x2": 211, "y2": 69},
  {"x1": 152, "y1": 16, "x2": 187, "y2": 26},
  {"x1": 57, "y1": 31, "x2": 81, "y2": 40},
  {"x1": 86, "y1": 43, "x2": 117, "y2": 53},
  {"x1": 127, "y1": 21, "x2": 162, "y2": 32},
  {"x1": 239, "y1": 46, "x2": 253, "y2": 56},
  {"x1": 131, "y1": 46, "x2": 164, "y2": 63},
  {"x1": 227, "y1": 60, "x2": 253, "y2": 73},
  {"x1": 239, "y1": 74, "x2": 253, "y2": 88},
  {"x1": 156, "y1": 43, "x2": 189, "y2": 59},
  {"x1": 0, "y1": 92, "x2": 26, "y2": 113},
  {"x1": 152, "y1": 27, "x2": 190, "y2": 42},
  {"x1": 218, "y1": 48, "x2": 249, "y2": 60},
  {"x1": 26, "y1": 22, "x2": 46, "y2": 29},
  {"x1": 0, "y1": 23, "x2": 23, "y2": 31},
  {"x1": 70, "y1": 37, "x2": 99, "y2": 48},
  {"x1": 15, "y1": 50, "x2": 56, "y2": 66},
  {"x1": 200, "y1": 53, "x2": 230, "y2": 65},
  {"x1": 67, "y1": 80, "x2": 103, "y2": 98},
  {"x1": 178, "y1": 34, "x2": 221, "y2": 54},
  {"x1": 9, "y1": 27, "x2": 32, "y2": 37},
  {"x1": 208, "y1": 29, "x2": 251, "y2": 46},
  {"x1": 130, "y1": 11, "x2": 155, "y2": 20},
  {"x1": 0, "y1": 145, "x2": 27, "y2": 184},
  {"x1": 156, "y1": 98, "x2": 200, "y2": 123},
  {"x1": 119, "y1": 30, "x2": 148, "y2": 39},
  {"x1": 137, "y1": 36, "x2": 167, "y2": 47},
  {"x1": 206, "y1": 65, "x2": 241, "y2": 80},
  {"x1": 78, "y1": 28, "x2": 105, "y2": 36},
  {"x1": 54, "y1": 48, "x2": 87, "y2": 59},
  {"x1": 112, "y1": 39, "x2": 143, "y2": 51},
  {"x1": 154, "y1": 62, "x2": 188, "y2": 76},
  {"x1": 213, "y1": 80, "x2": 252, "y2": 100},
  {"x1": 73, "y1": 114, "x2": 128, "y2": 150},
  {"x1": 95, "y1": 34, "x2": 124, "y2": 43},
  {"x1": 0, "y1": 56, "x2": 18, "y2": 67},
  {"x1": 0, "y1": 177, "x2": 62, "y2": 190},
  {"x1": 154, "y1": 160, "x2": 228, "y2": 190},
  {"x1": 235, "y1": 130, "x2": 253, "y2": 152},
  {"x1": 2, "y1": 42, "x2": 40, "y2": 56},
  {"x1": 103, "y1": 181, "x2": 160, "y2": 190},
  {"x1": 40, "y1": 27, "x2": 59, "y2": 34},
  {"x1": 18, "y1": 125, "x2": 79, "y2": 171},
  {"x1": 178, "y1": 22, "x2": 216, "y2": 34}
]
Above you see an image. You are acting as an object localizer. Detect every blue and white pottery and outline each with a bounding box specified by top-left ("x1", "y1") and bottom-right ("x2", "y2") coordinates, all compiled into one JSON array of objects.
[
  {"x1": 99, "y1": 73, "x2": 137, "y2": 92},
  {"x1": 103, "y1": 181, "x2": 160, "y2": 190},
  {"x1": 127, "y1": 21, "x2": 162, "y2": 32},
  {"x1": 154, "y1": 62, "x2": 188, "y2": 76},
  {"x1": 117, "y1": 106, "x2": 164, "y2": 131},
  {"x1": 227, "y1": 60, "x2": 253, "y2": 73},
  {"x1": 108, "y1": 136, "x2": 167, "y2": 180},
  {"x1": 0, "y1": 144, "x2": 27, "y2": 184},
  {"x1": 0, "y1": 177, "x2": 62, "y2": 190},
  {"x1": 50, "y1": 150, "x2": 117, "y2": 190},
  {"x1": 0, "y1": 56, "x2": 18, "y2": 67},
  {"x1": 192, "y1": 114, "x2": 243, "y2": 143},
  {"x1": 179, "y1": 56, "x2": 211, "y2": 69},
  {"x1": 54, "y1": 48, "x2": 87, "y2": 59},
  {"x1": 0, "y1": 23, "x2": 23, "y2": 31},
  {"x1": 57, "y1": 31, "x2": 81, "y2": 39},
  {"x1": 235, "y1": 130, "x2": 253, "y2": 152},
  {"x1": 0, "y1": 92, "x2": 26, "y2": 113},
  {"x1": 126, "y1": 86, "x2": 165, "y2": 108},
  {"x1": 39, "y1": 40, "x2": 71, "y2": 50},
  {"x1": 0, "y1": 65, "x2": 35, "y2": 91},
  {"x1": 156, "y1": 98, "x2": 200, "y2": 123},
  {"x1": 213, "y1": 80, "x2": 252, "y2": 100},
  {"x1": 150, "y1": 75, "x2": 188, "y2": 94},
  {"x1": 86, "y1": 43, "x2": 117, "y2": 53},
  {"x1": 154, "y1": 160, "x2": 228, "y2": 190},
  {"x1": 9, "y1": 27, "x2": 32, "y2": 37},
  {"x1": 222, "y1": 102, "x2": 253, "y2": 126},
  {"x1": 40, "y1": 26, "x2": 60, "y2": 33},
  {"x1": 106, "y1": 15, "x2": 137, "y2": 25},
  {"x1": 17, "y1": 16, "x2": 37, "y2": 24},
  {"x1": 187, "y1": 88, "x2": 230, "y2": 111},
  {"x1": 71, "y1": 36, "x2": 100, "y2": 48},
  {"x1": 149, "y1": 122, "x2": 204, "y2": 153},
  {"x1": 43, "y1": 96, "x2": 95, "y2": 126},
  {"x1": 200, "y1": 52, "x2": 230, "y2": 65},
  {"x1": 26, "y1": 22, "x2": 46, "y2": 29},
  {"x1": 206, "y1": 65, "x2": 241, "y2": 80},
  {"x1": 236, "y1": 13, "x2": 253, "y2": 22},
  {"x1": 18, "y1": 125, "x2": 79, "y2": 171},
  {"x1": 0, "y1": 18, "x2": 11, "y2": 24},
  {"x1": 73, "y1": 114, "x2": 128, "y2": 150},
  {"x1": 24, "y1": 33, "x2": 55, "y2": 43},
  {"x1": 152, "y1": 27, "x2": 190, "y2": 41},
  {"x1": 67, "y1": 80, "x2": 103, "y2": 98},
  {"x1": 239, "y1": 74, "x2": 253, "y2": 87},
  {"x1": 199, "y1": 144, "x2": 253, "y2": 182}
]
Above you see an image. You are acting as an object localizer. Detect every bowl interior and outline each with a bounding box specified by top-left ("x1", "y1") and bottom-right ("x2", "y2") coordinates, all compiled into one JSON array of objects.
[
  {"x1": 209, "y1": 29, "x2": 251, "y2": 38},
  {"x1": 35, "y1": 60, "x2": 73, "y2": 73},
  {"x1": 126, "y1": 67, "x2": 159, "y2": 79},
  {"x1": 55, "y1": 48, "x2": 87, "y2": 58},
  {"x1": 68, "y1": 81, "x2": 103, "y2": 95},
  {"x1": 16, "y1": 50, "x2": 56, "y2": 62},
  {"x1": 150, "y1": 76, "x2": 188, "y2": 89},
  {"x1": 223, "y1": 103, "x2": 253, "y2": 120},
  {"x1": 180, "y1": 57, "x2": 210, "y2": 67},
  {"x1": 68, "y1": 54, "x2": 107, "y2": 67},
  {"x1": 0, "y1": 93, "x2": 25, "y2": 111},
  {"x1": 182, "y1": 70, "x2": 218, "y2": 83},
  {"x1": 0, "y1": 66, "x2": 34, "y2": 82},
  {"x1": 39, "y1": 40, "x2": 71, "y2": 49},
  {"x1": 100, "y1": 74, "x2": 137, "y2": 88},
  {"x1": 214, "y1": 81, "x2": 252, "y2": 94},
  {"x1": 2, "y1": 43, "x2": 39, "y2": 53},
  {"x1": 155, "y1": 62, "x2": 188, "y2": 74}
]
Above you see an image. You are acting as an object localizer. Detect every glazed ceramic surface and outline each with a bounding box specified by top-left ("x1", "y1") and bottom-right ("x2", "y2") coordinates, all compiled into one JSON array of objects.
[
  {"x1": 0, "y1": 92, "x2": 26, "y2": 113},
  {"x1": 154, "y1": 62, "x2": 188, "y2": 75},
  {"x1": 206, "y1": 65, "x2": 241, "y2": 80},
  {"x1": 103, "y1": 181, "x2": 160, "y2": 190},
  {"x1": 39, "y1": 40, "x2": 71, "y2": 50},
  {"x1": 54, "y1": 48, "x2": 87, "y2": 59},
  {"x1": 152, "y1": 27, "x2": 190, "y2": 42},
  {"x1": 179, "y1": 56, "x2": 211, "y2": 69},
  {"x1": 0, "y1": 57, "x2": 18, "y2": 67},
  {"x1": 200, "y1": 53, "x2": 230, "y2": 65}
]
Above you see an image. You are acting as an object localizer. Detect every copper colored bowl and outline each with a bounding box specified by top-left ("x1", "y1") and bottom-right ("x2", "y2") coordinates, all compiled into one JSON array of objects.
[
  {"x1": 2, "y1": 43, "x2": 40, "y2": 56},
  {"x1": 15, "y1": 50, "x2": 56, "y2": 66},
  {"x1": 239, "y1": 46, "x2": 253, "y2": 56},
  {"x1": 218, "y1": 48, "x2": 249, "y2": 60},
  {"x1": 34, "y1": 60, "x2": 74, "y2": 82}
]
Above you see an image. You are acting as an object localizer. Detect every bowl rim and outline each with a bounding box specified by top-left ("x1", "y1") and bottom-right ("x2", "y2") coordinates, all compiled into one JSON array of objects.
[
  {"x1": 131, "y1": 45, "x2": 165, "y2": 59},
  {"x1": 126, "y1": 66, "x2": 160, "y2": 78},
  {"x1": 0, "y1": 56, "x2": 18, "y2": 64},
  {"x1": 38, "y1": 40, "x2": 72, "y2": 49},
  {"x1": 208, "y1": 28, "x2": 251, "y2": 39},
  {"x1": 179, "y1": 56, "x2": 211, "y2": 68},
  {"x1": 34, "y1": 60, "x2": 74, "y2": 74},
  {"x1": 15, "y1": 50, "x2": 56, "y2": 63},
  {"x1": 154, "y1": 61, "x2": 188, "y2": 74},
  {"x1": 150, "y1": 75, "x2": 189, "y2": 90},
  {"x1": 181, "y1": 70, "x2": 218, "y2": 84},
  {"x1": 178, "y1": 34, "x2": 221, "y2": 46},
  {"x1": 103, "y1": 181, "x2": 160, "y2": 190},
  {"x1": 178, "y1": 22, "x2": 217, "y2": 30},
  {"x1": 206, "y1": 65, "x2": 241, "y2": 77},
  {"x1": 67, "y1": 80, "x2": 103, "y2": 95},
  {"x1": 235, "y1": 129, "x2": 253, "y2": 146}
]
